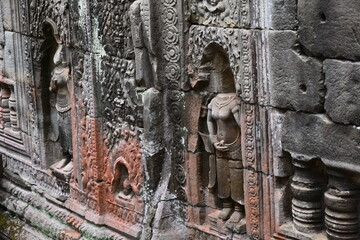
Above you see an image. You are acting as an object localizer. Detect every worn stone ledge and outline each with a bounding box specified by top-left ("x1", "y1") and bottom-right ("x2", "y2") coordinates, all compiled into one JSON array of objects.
[
  {"x1": 282, "y1": 111, "x2": 360, "y2": 173},
  {"x1": 0, "y1": 177, "x2": 132, "y2": 240}
]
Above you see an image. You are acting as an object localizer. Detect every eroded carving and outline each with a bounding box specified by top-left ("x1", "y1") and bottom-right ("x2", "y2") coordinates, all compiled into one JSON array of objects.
[
  {"x1": 49, "y1": 44, "x2": 73, "y2": 181},
  {"x1": 130, "y1": 0, "x2": 159, "y2": 89},
  {"x1": 189, "y1": 0, "x2": 249, "y2": 27},
  {"x1": 199, "y1": 43, "x2": 246, "y2": 234},
  {"x1": 38, "y1": 19, "x2": 73, "y2": 182}
]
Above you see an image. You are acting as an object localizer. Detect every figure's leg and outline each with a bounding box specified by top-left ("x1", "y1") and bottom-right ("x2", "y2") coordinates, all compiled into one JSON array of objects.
[
  {"x1": 219, "y1": 198, "x2": 234, "y2": 220},
  {"x1": 227, "y1": 160, "x2": 246, "y2": 232},
  {"x1": 217, "y1": 158, "x2": 232, "y2": 220}
]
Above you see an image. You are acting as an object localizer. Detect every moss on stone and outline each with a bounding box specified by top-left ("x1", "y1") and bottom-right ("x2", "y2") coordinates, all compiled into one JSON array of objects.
[{"x1": 0, "y1": 208, "x2": 24, "y2": 240}]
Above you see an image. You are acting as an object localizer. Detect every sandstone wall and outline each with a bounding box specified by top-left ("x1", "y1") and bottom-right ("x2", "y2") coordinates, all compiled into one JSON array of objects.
[{"x1": 0, "y1": 1, "x2": 359, "y2": 240}]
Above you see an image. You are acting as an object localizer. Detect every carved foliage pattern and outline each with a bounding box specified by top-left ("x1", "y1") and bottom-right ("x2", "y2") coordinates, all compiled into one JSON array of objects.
[
  {"x1": 188, "y1": 26, "x2": 254, "y2": 103},
  {"x1": 25, "y1": 38, "x2": 42, "y2": 163},
  {"x1": 100, "y1": 56, "x2": 142, "y2": 150},
  {"x1": 98, "y1": 0, "x2": 135, "y2": 58},
  {"x1": 28, "y1": 0, "x2": 70, "y2": 43}
]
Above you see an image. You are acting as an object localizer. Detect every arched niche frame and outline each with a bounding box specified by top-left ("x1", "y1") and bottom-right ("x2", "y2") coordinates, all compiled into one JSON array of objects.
[
  {"x1": 186, "y1": 25, "x2": 262, "y2": 239},
  {"x1": 36, "y1": 18, "x2": 74, "y2": 173}
]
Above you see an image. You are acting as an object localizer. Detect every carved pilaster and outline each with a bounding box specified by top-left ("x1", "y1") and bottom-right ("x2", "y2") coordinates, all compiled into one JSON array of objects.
[
  {"x1": 324, "y1": 169, "x2": 359, "y2": 240},
  {"x1": 9, "y1": 86, "x2": 19, "y2": 131},
  {"x1": 1, "y1": 85, "x2": 10, "y2": 129},
  {"x1": 291, "y1": 159, "x2": 326, "y2": 232}
]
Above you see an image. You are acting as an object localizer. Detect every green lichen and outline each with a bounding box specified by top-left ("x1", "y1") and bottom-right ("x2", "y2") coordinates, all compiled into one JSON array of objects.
[{"x1": 0, "y1": 209, "x2": 24, "y2": 240}]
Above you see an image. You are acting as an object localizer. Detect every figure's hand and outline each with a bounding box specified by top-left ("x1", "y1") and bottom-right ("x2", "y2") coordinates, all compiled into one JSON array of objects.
[
  {"x1": 214, "y1": 140, "x2": 229, "y2": 152},
  {"x1": 49, "y1": 79, "x2": 57, "y2": 92}
]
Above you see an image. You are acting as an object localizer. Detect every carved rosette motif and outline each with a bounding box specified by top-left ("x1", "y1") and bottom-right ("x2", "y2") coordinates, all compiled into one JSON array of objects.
[
  {"x1": 161, "y1": 0, "x2": 187, "y2": 209},
  {"x1": 162, "y1": 0, "x2": 181, "y2": 90}
]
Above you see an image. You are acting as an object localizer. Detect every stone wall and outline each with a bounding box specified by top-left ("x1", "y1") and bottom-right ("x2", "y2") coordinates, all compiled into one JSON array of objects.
[{"x1": 0, "y1": 0, "x2": 359, "y2": 240}]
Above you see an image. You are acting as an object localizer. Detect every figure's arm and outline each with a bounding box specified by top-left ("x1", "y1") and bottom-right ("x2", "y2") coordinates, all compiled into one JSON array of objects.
[
  {"x1": 130, "y1": 0, "x2": 144, "y2": 49},
  {"x1": 49, "y1": 76, "x2": 57, "y2": 93},
  {"x1": 232, "y1": 104, "x2": 241, "y2": 129},
  {"x1": 207, "y1": 103, "x2": 217, "y2": 144}
]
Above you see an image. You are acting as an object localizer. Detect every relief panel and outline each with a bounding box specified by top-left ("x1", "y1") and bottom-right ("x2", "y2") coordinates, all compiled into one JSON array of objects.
[{"x1": 188, "y1": 0, "x2": 250, "y2": 28}]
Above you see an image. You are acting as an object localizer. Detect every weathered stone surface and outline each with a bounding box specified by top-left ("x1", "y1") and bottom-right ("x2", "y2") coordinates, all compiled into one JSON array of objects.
[
  {"x1": 1, "y1": 0, "x2": 20, "y2": 32},
  {"x1": 268, "y1": 109, "x2": 292, "y2": 177},
  {"x1": 0, "y1": 2, "x2": 4, "y2": 45},
  {"x1": 268, "y1": 31, "x2": 325, "y2": 112},
  {"x1": 3, "y1": 31, "x2": 16, "y2": 79},
  {"x1": 324, "y1": 59, "x2": 360, "y2": 125},
  {"x1": 143, "y1": 88, "x2": 163, "y2": 151},
  {"x1": 0, "y1": 0, "x2": 359, "y2": 239},
  {"x1": 269, "y1": 0, "x2": 297, "y2": 30},
  {"x1": 298, "y1": 0, "x2": 360, "y2": 60},
  {"x1": 282, "y1": 111, "x2": 360, "y2": 173}
]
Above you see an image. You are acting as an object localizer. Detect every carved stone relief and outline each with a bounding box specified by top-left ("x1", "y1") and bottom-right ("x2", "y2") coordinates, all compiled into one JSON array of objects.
[
  {"x1": 188, "y1": 0, "x2": 250, "y2": 28},
  {"x1": 98, "y1": 0, "x2": 134, "y2": 58},
  {"x1": 38, "y1": 19, "x2": 74, "y2": 183},
  {"x1": 201, "y1": 43, "x2": 246, "y2": 233}
]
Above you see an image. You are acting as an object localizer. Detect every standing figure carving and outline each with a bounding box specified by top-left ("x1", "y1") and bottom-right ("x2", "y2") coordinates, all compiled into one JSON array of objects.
[
  {"x1": 130, "y1": 0, "x2": 159, "y2": 89},
  {"x1": 200, "y1": 43, "x2": 245, "y2": 232},
  {"x1": 49, "y1": 44, "x2": 73, "y2": 181}
]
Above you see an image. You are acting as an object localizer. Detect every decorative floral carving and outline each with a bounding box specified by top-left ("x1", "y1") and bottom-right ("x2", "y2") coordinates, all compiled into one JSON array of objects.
[
  {"x1": 29, "y1": 0, "x2": 70, "y2": 43},
  {"x1": 98, "y1": 0, "x2": 134, "y2": 58},
  {"x1": 100, "y1": 56, "x2": 142, "y2": 150},
  {"x1": 161, "y1": 0, "x2": 181, "y2": 90},
  {"x1": 188, "y1": 26, "x2": 255, "y2": 103}
]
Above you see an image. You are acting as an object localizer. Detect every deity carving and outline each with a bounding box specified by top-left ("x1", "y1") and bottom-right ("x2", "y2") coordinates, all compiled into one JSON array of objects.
[
  {"x1": 48, "y1": 44, "x2": 73, "y2": 181},
  {"x1": 129, "y1": 0, "x2": 157, "y2": 89},
  {"x1": 199, "y1": 43, "x2": 246, "y2": 232},
  {"x1": 192, "y1": 0, "x2": 236, "y2": 27}
]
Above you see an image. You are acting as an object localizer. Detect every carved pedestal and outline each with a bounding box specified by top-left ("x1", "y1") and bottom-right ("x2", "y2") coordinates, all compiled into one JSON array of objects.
[
  {"x1": 324, "y1": 169, "x2": 359, "y2": 240},
  {"x1": 291, "y1": 159, "x2": 325, "y2": 232}
]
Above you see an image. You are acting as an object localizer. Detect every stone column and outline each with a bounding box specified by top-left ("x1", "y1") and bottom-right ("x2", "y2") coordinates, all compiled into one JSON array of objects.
[
  {"x1": 9, "y1": 86, "x2": 19, "y2": 131},
  {"x1": 324, "y1": 168, "x2": 359, "y2": 240},
  {"x1": 291, "y1": 159, "x2": 325, "y2": 232},
  {"x1": 1, "y1": 86, "x2": 10, "y2": 128}
]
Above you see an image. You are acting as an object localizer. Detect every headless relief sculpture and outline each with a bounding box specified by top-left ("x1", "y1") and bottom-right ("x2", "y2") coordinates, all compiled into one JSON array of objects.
[
  {"x1": 49, "y1": 44, "x2": 73, "y2": 181},
  {"x1": 200, "y1": 43, "x2": 246, "y2": 233},
  {"x1": 130, "y1": 0, "x2": 157, "y2": 89}
]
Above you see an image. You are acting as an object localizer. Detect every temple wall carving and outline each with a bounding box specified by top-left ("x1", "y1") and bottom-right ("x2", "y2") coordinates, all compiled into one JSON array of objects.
[{"x1": 0, "y1": 0, "x2": 359, "y2": 239}]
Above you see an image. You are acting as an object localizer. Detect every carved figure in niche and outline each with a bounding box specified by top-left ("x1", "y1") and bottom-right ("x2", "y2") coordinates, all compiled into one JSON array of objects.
[
  {"x1": 113, "y1": 161, "x2": 134, "y2": 200},
  {"x1": 49, "y1": 44, "x2": 73, "y2": 180},
  {"x1": 130, "y1": 0, "x2": 158, "y2": 89},
  {"x1": 200, "y1": 43, "x2": 245, "y2": 232},
  {"x1": 197, "y1": 0, "x2": 234, "y2": 26}
]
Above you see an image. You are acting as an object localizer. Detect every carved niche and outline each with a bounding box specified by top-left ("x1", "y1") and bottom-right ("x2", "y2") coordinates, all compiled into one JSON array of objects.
[
  {"x1": 38, "y1": 19, "x2": 74, "y2": 182},
  {"x1": 201, "y1": 42, "x2": 246, "y2": 231},
  {"x1": 186, "y1": 25, "x2": 261, "y2": 239}
]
